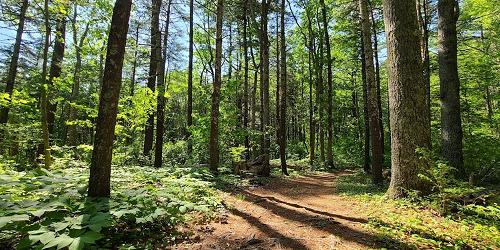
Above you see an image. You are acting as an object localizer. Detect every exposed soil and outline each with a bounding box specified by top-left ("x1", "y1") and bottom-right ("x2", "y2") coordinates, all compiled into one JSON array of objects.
[{"x1": 173, "y1": 172, "x2": 399, "y2": 250}]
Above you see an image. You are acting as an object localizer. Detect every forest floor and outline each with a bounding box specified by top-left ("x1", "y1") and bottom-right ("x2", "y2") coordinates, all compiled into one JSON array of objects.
[{"x1": 174, "y1": 171, "x2": 402, "y2": 250}]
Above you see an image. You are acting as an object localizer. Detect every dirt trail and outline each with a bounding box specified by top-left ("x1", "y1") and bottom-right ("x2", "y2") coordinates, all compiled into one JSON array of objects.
[{"x1": 174, "y1": 172, "x2": 392, "y2": 250}]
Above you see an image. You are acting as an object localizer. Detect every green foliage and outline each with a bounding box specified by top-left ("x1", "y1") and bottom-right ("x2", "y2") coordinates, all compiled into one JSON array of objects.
[
  {"x1": 336, "y1": 172, "x2": 500, "y2": 249},
  {"x1": 0, "y1": 163, "x2": 222, "y2": 249},
  {"x1": 335, "y1": 170, "x2": 386, "y2": 196},
  {"x1": 229, "y1": 146, "x2": 246, "y2": 163}
]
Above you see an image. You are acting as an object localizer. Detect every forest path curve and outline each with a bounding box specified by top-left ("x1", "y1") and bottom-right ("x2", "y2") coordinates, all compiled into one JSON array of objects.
[{"x1": 174, "y1": 172, "x2": 389, "y2": 250}]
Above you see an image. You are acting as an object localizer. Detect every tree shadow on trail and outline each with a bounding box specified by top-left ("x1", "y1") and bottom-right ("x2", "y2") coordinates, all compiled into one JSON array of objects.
[
  {"x1": 229, "y1": 208, "x2": 310, "y2": 249},
  {"x1": 255, "y1": 195, "x2": 368, "y2": 223},
  {"x1": 235, "y1": 190, "x2": 415, "y2": 250}
]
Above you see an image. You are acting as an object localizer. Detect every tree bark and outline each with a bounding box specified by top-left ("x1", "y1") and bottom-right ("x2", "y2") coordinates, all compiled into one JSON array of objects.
[
  {"x1": 360, "y1": 35, "x2": 371, "y2": 173},
  {"x1": 383, "y1": 0, "x2": 431, "y2": 198},
  {"x1": 276, "y1": 11, "x2": 280, "y2": 153},
  {"x1": 258, "y1": 0, "x2": 271, "y2": 176},
  {"x1": 368, "y1": 0, "x2": 384, "y2": 155},
  {"x1": 438, "y1": 0, "x2": 464, "y2": 177},
  {"x1": 315, "y1": 15, "x2": 325, "y2": 163},
  {"x1": 144, "y1": 0, "x2": 161, "y2": 157},
  {"x1": 39, "y1": 0, "x2": 52, "y2": 168},
  {"x1": 154, "y1": 0, "x2": 172, "y2": 168},
  {"x1": 88, "y1": 0, "x2": 132, "y2": 198},
  {"x1": 320, "y1": 0, "x2": 334, "y2": 167},
  {"x1": 209, "y1": 0, "x2": 224, "y2": 173},
  {"x1": 242, "y1": 0, "x2": 250, "y2": 160},
  {"x1": 0, "y1": 0, "x2": 29, "y2": 125},
  {"x1": 417, "y1": 0, "x2": 431, "y2": 137},
  {"x1": 187, "y1": 0, "x2": 194, "y2": 155},
  {"x1": 307, "y1": 12, "x2": 315, "y2": 166},
  {"x1": 47, "y1": 9, "x2": 67, "y2": 136},
  {"x1": 279, "y1": 0, "x2": 288, "y2": 175},
  {"x1": 360, "y1": 0, "x2": 383, "y2": 183}
]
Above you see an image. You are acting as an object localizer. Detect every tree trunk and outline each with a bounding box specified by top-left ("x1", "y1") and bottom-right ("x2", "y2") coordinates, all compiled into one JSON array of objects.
[
  {"x1": 307, "y1": 13, "x2": 315, "y2": 166},
  {"x1": 276, "y1": 11, "x2": 280, "y2": 153},
  {"x1": 258, "y1": 0, "x2": 271, "y2": 176},
  {"x1": 316, "y1": 16, "x2": 325, "y2": 163},
  {"x1": 360, "y1": 36, "x2": 371, "y2": 173},
  {"x1": 279, "y1": 0, "x2": 288, "y2": 175},
  {"x1": 369, "y1": 0, "x2": 384, "y2": 155},
  {"x1": 243, "y1": 0, "x2": 250, "y2": 160},
  {"x1": 383, "y1": 0, "x2": 431, "y2": 198},
  {"x1": 154, "y1": 0, "x2": 172, "y2": 168},
  {"x1": 88, "y1": 0, "x2": 132, "y2": 198},
  {"x1": 144, "y1": 0, "x2": 161, "y2": 157},
  {"x1": 187, "y1": 0, "x2": 194, "y2": 155},
  {"x1": 417, "y1": 0, "x2": 431, "y2": 137},
  {"x1": 438, "y1": 0, "x2": 464, "y2": 177},
  {"x1": 360, "y1": 0, "x2": 383, "y2": 184},
  {"x1": 47, "y1": 10, "x2": 67, "y2": 136},
  {"x1": 209, "y1": 0, "x2": 224, "y2": 173},
  {"x1": 0, "y1": 0, "x2": 28, "y2": 125},
  {"x1": 39, "y1": 0, "x2": 52, "y2": 168},
  {"x1": 320, "y1": 0, "x2": 334, "y2": 167}
]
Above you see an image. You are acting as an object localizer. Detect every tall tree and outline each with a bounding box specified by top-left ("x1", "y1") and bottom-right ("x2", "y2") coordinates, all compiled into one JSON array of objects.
[
  {"x1": 0, "y1": 0, "x2": 29, "y2": 125},
  {"x1": 209, "y1": 0, "x2": 224, "y2": 173},
  {"x1": 417, "y1": 0, "x2": 431, "y2": 135},
  {"x1": 47, "y1": 4, "x2": 67, "y2": 136},
  {"x1": 187, "y1": 0, "x2": 194, "y2": 155},
  {"x1": 154, "y1": 0, "x2": 172, "y2": 168},
  {"x1": 320, "y1": 0, "x2": 334, "y2": 167},
  {"x1": 368, "y1": 0, "x2": 384, "y2": 154},
  {"x1": 258, "y1": 0, "x2": 271, "y2": 176},
  {"x1": 315, "y1": 14, "x2": 325, "y2": 163},
  {"x1": 278, "y1": 0, "x2": 288, "y2": 175},
  {"x1": 438, "y1": 0, "x2": 464, "y2": 177},
  {"x1": 360, "y1": 35, "x2": 371, "y2": 173},
  {"x1": 359, "y1": 0, "x2": 383, "y2": 183},
  {"x1": 306, "y1": 10, "x2": 316, "y2": 166},
  {"x1": 242, "y1": 0, "x2": 250, "y2": 160},
  {"x1": 88, "y1": 0, "x2": 132, "y2": 198},
  {"x1": 383, "y1": 0, "x2": 431, "y2": 198},
  {"x1": 40, "y1": 0, "x2": 52, "y2": 168},
  {"x1": 144, "y1": 0, "x2": 162, "y2": 156}
]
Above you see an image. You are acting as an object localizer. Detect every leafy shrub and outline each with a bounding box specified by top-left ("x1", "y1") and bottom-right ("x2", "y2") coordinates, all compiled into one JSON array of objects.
[{"x1": 0, "y1": 164, "x2": 222, "y2": 249}]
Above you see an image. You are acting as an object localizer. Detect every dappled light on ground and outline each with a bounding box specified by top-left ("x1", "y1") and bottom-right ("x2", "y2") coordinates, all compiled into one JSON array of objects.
[{"x1": 174, "y1": 172, "x2": 409, "y2": 249}]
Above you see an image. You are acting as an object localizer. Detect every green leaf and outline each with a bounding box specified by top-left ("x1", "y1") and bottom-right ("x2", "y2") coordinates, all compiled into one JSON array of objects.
[
  {"x1": 28, "y1": 227, "x2": 49, "y2": 235},
  {"x1": 79, "y1": 230, "x2": 102, "y2": 244},
  {"x1": 30, "y1": 208, "x2": 56, "y2": 217},
  {"x1": 88, "y1": 212, "x2": 111, "y2": 232},
  {"x1": 154, "y1": 208, "x2": 168, "y2": 216},
  {"x1": 16, "y1": 237, "x2": 31, "y2": 250},
  {"x1": 68, "y1": 237, "x2": 83, "y2": 250},
  {"x1": 111, "y1": 208, "x2": 140, "y2": 218},
  {"x1": 29, "y1": 231, "x2": 56, "y2": 245},
  {"x1": 179, "y1": 206, "x2": 187, "y2": 214},
  {"x1": 52, "y1": 221, "x2": 70, "y2": 232},
  {"x1": 42, "y1": 235, "x2": 73, "y2": 249},
  {"x1": 0, "y1": 214, "x2": 30, "y2": 228}
]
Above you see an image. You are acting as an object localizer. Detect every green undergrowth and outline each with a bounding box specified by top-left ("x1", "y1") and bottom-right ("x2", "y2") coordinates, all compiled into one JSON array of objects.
[
  {"x1": 336, "y1": 171, "x2": 500, "y2": 249},
  {"x1": 0, "y1": 164, "x2": 223, "y2": 249}
]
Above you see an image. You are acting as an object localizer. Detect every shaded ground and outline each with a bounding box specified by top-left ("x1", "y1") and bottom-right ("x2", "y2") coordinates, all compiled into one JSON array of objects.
[{"x1": 174, "y1": 171, "x2": 410, "y2": 250}]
